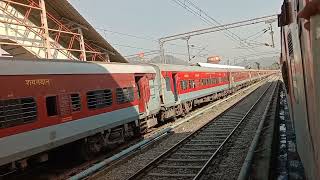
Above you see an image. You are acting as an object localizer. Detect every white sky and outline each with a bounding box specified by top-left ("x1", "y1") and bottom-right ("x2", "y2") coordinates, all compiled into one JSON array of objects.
[{"x1": 69, "y1": 0, "x2": 282, "y2": 65}]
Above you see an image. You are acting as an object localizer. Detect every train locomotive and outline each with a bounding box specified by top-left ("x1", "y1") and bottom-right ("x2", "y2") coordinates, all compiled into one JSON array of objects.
[
  {"x1": 0, "y1": 58, "x2": 275, "y2": 172},
  {"x1": 278, "y1": 0, "x2": 320, "y2": 179}
]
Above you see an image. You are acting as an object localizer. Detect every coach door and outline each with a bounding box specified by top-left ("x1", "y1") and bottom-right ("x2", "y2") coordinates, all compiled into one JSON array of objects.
[
  {"x1": 135, "y1": 75, "x2": 148, "y2": 113},
  {"x1": 172, "y1": 73, "x2": 179, "y2": 101}
]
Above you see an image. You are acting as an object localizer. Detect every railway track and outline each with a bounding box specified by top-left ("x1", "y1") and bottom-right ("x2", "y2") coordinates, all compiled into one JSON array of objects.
[
  {"x1": 3, "y1": 77, "x2": 276, "y2": 180},
  {"x1": 127, "y1": 77, "x2": 278, "y2": 180},
  {"x1": 72, "y1": 77, "x2": 274, "y2": 180}
]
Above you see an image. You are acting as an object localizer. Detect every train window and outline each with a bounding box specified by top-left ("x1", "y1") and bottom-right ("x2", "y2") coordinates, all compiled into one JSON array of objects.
[
  {"x1": 0, "y1": 97, "x2": 37, "y2": 129},
  {"x1": 212, "y1": 78, "x2": 216, "y2": 84},
  {"x1": 71, "y1": 94, "x2": 81, "y2": 112},
  {"x1": 224, "y1": 77, "x2": 228, "y2": 82},
  {"x1": 287, "y1": 32, "x2": 294, "y2": 57},
  {"x1": 87, "y1": 89, "x2": 112, "y2": 109},
  {"x1": 180, "y1": 81, "x2": 188, "y2": 90},
  {"x1": 46, "y1": 96, "x2": 58, "y2": 116},
  {"x1": 116, "y1": 87, "x2": 134, "y2": 104},
  {"x1": 165, "y1": 77, "x2": 171, "y2": 91},
  {"x1": 202, "y1": 79, "x2": 207, "y2": 86},
  {"x1": 189, "y1": 80, "x2": 195, "y2": 88}
]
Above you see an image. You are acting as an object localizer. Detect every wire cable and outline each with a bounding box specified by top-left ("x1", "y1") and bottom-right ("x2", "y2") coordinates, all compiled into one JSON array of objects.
[{"x1": 171, "y1": 0, "x2": 257, "y2": 53}]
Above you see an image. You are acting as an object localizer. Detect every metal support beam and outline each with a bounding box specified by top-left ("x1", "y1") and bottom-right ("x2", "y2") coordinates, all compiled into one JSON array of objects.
[
  {"x1": 185, "y1": 36, "x2": 191, "y2": 62},
  {"x1": 0, "y1": 19, "x2": 81, "y2": 36},
  {"x1": 61, "y1": 17, "x2": 89, "y2": 31},
  {"x1": 265, "y1": 19, "x2": 276, "y2": 48},
  {"x1": 0, "y1": 0, "x2": 123, "y2": 62},
  {"x1": 2, "y1": 0, "x2": 42, "y2": 10},
  {"x1": 39, "y1": 0, "x2": 52, "y2": 59},
  {"x1": 269, "y1": 23, "x2": 275, "y2": 48},
  {"x1": 158, "y1": 14, "x2": 278, "y2": 64},
  {"x1": 78, "y1": 28, "x2": 86, "y2": 61},
  {"x1": 105, "y1": 53, "x2": 110, "y2": 62},
  {"x1": 0, "y1": 41, "x2": 104, "y2": 54},
  {"x1": 159, "y1": 40, "x2": 166, "y2": 64}
]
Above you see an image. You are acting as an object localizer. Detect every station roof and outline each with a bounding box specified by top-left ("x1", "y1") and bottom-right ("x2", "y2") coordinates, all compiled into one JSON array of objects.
[{"x1": 10, "y1": 0, "x2": 127, "y2": 63}]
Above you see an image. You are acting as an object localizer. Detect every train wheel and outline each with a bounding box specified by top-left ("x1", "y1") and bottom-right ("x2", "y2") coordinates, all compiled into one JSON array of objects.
[
  {"x1": 139, "y1": 118, "x2": 148, "y2": 134},
  {"x1": 133, "y1": 123, "x2": 142, "y2": 137},
  {"x1": 79, "y1": 136, "x2": 104, "y2": 161}
]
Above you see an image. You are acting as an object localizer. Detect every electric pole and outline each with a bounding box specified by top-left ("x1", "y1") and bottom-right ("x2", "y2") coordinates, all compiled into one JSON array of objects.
[
  {"x1": 269, "y1": 23, "x2": 275, "y2": 48},
  {"x1": 265, "y1": 19, "x2": 276, "y2": 48},
  {"x1": 159, "y1": 40, "x2": 166, "y2": 64},
  {"x1": 186, "y1": 36, "x2": 191, "y2": 62},
  {"x1": 158, "y1": 15, "x2": 277, "y2": 64}
]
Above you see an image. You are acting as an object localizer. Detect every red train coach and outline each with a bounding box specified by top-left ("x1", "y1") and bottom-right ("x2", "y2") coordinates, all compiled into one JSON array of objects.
[
  {"x1": 152, "y1": 64, "x2": 254, "y2": 121},
  {"x1": 0, "y1": 58, "x2": 275, "y2": 172},
  {"x1": 0, "y1": 58, "x2": 159, "y2": 170},
  {"x1": 279, "y1": 0, "x2": 320, "y2": 178}
]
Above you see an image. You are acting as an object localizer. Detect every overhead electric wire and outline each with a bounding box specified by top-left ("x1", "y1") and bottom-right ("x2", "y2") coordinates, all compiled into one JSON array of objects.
[
  {"x1": 98, "y1": 28, "x2": 206, "y2": 58},
  {"x1": 122, "y1": 48, "x2": 196, "y2": 58},
  {"x1": 243, "y1": 28, "x2": 269, "y2": 41},
  {"x1": 231, "y1": 54, "x2": 279, "y2": 67},
  {"x1": 103, "y1": 20, "x2": 277, "y2": 61},
  {"x1": 169, "y1": 0, "x2": 280, "y2": 62},
  {"x1": 231, "y1": 51, "x2": 279, "y2": 61},
  {"x1": 171, "y1": 0, "x2": 257, "y2": 53},
  {"x1": 98, "y1": 27, "x2": 206, "y2": 51},
  {"x1": 111, "y1": 43, "x2": 157, "y2": 52},
  {"x1": 184, "y1": 0, "x2": 253, "y2": 46},
  {"x1": 96, "y1": 2, "x2": 276, "y2": 62},
  {"x1": 124, "y1": 50, "x2": 160, "y2": 58},
  {"x1": 97, "y1": 28, "x2": 157, "y2": 41},
  {"x1": 171, "y1": 0, "x2": 213, "y2": 25}
]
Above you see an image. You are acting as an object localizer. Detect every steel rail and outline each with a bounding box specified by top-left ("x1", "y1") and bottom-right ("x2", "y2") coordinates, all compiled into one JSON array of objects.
[
  {"x1": 127, "y1": 77, "x2": 277, "y2": 180},
  {"x1": 193, "y1": 77, "x2": 278, "y2": 179},
  {"x1": 69, "y1": 76, "x2": 272, "y2": 180},
  {"x1": 237, "y1": 79, "x2": 279, "y2": 180}
]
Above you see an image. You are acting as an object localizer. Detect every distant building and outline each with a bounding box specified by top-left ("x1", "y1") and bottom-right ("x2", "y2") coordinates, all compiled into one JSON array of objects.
[{"x1": 207, "y1": 56, "x2": 221, "y2": 64}]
